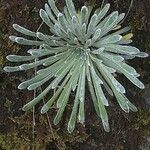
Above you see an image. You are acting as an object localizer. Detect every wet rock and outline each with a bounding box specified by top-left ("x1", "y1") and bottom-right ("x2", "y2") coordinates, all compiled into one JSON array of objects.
[
  {"x1": 143, "y1": 84, "x2": 150, "y2": 108},
  {"x1": 140, "y1": 137, "x2": 150, "y2": 150}
]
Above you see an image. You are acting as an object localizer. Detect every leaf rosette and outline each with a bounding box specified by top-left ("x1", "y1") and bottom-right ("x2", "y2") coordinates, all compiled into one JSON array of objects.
[{"x1": 4, "y1": 0, "x2": 148, "y2": 133}]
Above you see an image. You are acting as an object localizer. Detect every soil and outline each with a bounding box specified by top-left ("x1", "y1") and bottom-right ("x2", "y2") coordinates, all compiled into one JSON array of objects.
[{"x1": 0, "y1": 0, "x2": 150, "y2": 150}]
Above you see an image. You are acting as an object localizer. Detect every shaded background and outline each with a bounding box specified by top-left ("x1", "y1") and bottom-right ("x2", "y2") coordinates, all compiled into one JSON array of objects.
[{"x1": 0, "y1": 0, "x2": 150, "y2": 149}]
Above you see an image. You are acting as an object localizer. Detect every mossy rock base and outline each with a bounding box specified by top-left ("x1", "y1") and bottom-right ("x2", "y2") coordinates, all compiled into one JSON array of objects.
[{"x1": 0, "y1": 0, "x2": 150, "y2": 149}]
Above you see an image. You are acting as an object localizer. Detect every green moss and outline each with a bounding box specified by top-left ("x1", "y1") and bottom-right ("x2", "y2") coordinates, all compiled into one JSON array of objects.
[
  {"x1": 0, "y1": 133, "x2": 30, "y2": 150},
  {"x1": 0, "y1": 52, "x2": 4, "y2": 67},
  {"x1": 130, "y1": 109, "x2": 150, "y2": 136},
  {"x1": 0, "y1": 114, "x2": 89, "y2": 150}
]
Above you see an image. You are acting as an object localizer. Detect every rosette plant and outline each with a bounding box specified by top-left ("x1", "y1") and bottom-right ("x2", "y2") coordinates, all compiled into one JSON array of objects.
[{"x1": 4, "y1": 0, "x2": 148, "y2": 133}]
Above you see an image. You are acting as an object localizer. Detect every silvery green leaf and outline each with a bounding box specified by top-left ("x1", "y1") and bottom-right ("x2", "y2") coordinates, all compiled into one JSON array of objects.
[
  {"x1": 93, "y1": 59, "x2": 125, "y2": 93},
  {"x1": 39, "y1": 9, "x2": 54, "y2": 28},
  {"x1": 97, "y1": 3, "x2": 110, "y2": 23},
  {"x1": 6, "y1": 55, "x2": 36, "y2": 62},
  {"x1": 71, "y1": 16, "x2": 83, "y2": 41},
  {"x1": 18, "y1": 73, "x2": 47, "y2": 89},
  {"x1": 94, "y1": 62, "x2": 129, "y2": 113},
  {"x1": 19, "y1": 58, "x2": 50, "y2": 70},
  {"x1": 20, "y1": 52, "x2": 65, "y2": 71},
  {"x1": 115, "y1": 13, "x2": 125, "y2": 24},
  {"x1": 85, "y1": 39, "x2": 91, "y2": 48},
  {"x1": 126, "y1": 99, "x2": 138, "y2": 112},
  {"x1": 90, "y1": 55, "x2": 103, "y2": 64},
  {"x1": 97, "y1": 11, "x2": 118, "y2": 31},
  {"x1": 90, "y1": 62, "x2": 103, "y2": 84},
  {"x1": 47, "y1": 54, "x2": 74, "y2": 79},
  {"x1": 42, "y1": 56, "x2": 64, "y2": 68},
  {"x1": 78, "y1": 100, "x2": 85, "y2": 124},
  {"x1": 94, "y1": 35, "x2": 122, "y2": 46},
  {"x1": 88, "y1": 79, "x2": 100, "y2": 117},
  {"x1": 111, "y1": 26, "x2": 131, "y2": 35},
  {"x1": 45, "y1": 3, "x2": 57, "y2": 23},
  {"x1": 39, "y1": 57, "x2": 70, "y2": 75},
  {"x1": 28, "y1": 74, "x2": 53, "y2": 90},
  {"x1": 9, "y1": 36, "x2": 42, "y2": 45},
  {"x1": 67, "y1": 28, "x2": 76, "y2": 42},
  {"x1": 22, "y1": 83, "x2": 53, "y2": 111},
  {"x1": 92, "y1": 47, "x2": 105, "y2": 55},
  {"x1": 95, "y1": 69, "x2": 114, "y2": 96},
  {"x1": 45, "y1": 53, "x2": 71, "y2": 75},
  {"x1": 13, "y1": 24, "x2": 36, "y2": 37},
  {"x1": 113, "y1": 90, "x2": 129, "y2": 113},
  {"x1": 78, "y1": 65, "x2": 86, "y2": 102},
  {"x1": 101, "y1": 52, "x2": 124, "y2": 62},
  {"x1": 51, "y1": 68, "x2": 70, "y2": 89},
  {"x1": 112, "y1": 25, "x2": 122, "y2": 30},
  {"x1": 120, "y1": 63, "x2": 138, "y2": 76},
  {"x1": 86, "y1": 14, "x2": 98, "y2": 39},
  {"x1": 100, "y1": 11, "x2": 119, "y2": 36},
  {"x1": 54, "y1": 54, "x2": 76, "y2": 77},
  {"x1": 102, "y1": 80, "x2": 114, "y2": 96},
  {"x1": 104, "y1": 11, "x2": 118, "y2": 27},
  {"x1": 67, "y1": 92, "x2": 79, "y2": 133},
  {"x1": 57, "y1": 13, "x2": 67, "y2": 31},
  {"x1": 41, "y1": 74, "x2": 70, "y2": 114},
  {"x1": 53, "y1": 52, "x2": 77, "y2": 88},
  {"x1": 92, "y1": 73, "x2": 109, "y2": 131},
  {"x1": 122, "y1": 55, "x2": 135, "y2": 60},
  {"x1": 71, "y1": 61, "x2": 84, "y2": 91},
  {"x1": 15, "y1": 37, "x2": 43, "y2": 45},
  {"x1": 54, "y1": 79, "x2": 72, "y2": 125},
  {"x1": 53, "y1": 39, "x2": 67, "y2": 47},
  {"x1": 78, "y1": 66, "x2": 85, "y2": 124},
  {"x1": 9, "y1": 36, "x2": 17, "y2": 42},
  {"x1": 134, "y1": 73, "x2": 140, "y2": 77},
  {"x1": 42, "y1": 44, "x2": 51, "y2": 49},
  {"x1": 105, "y1": 66, "x2": 116, "y2": 73},
  {"x1": 117, "y1": 39, "x2": 133, "y2": 45},
  {"x1": 104, "y1": 44, "x2": 140, "y2": 55},
  {"x1": 85, "y1": 59, "x2": 91, "y2": 82},
  {"x1": 80, "y1": 6, "x2": 89, "y2": 24},
  {"x1": 55, "y1": 77, "x2": 73, "y2": 108},
  {"x1": 98, "y1": 102, "x2": 110, "y2": 132},
  {"x1": 97, "y1": 26, "x2": 130, "y2": 42},
  {"x1": 53, "y1": 62, "x2": 76, "y2": 90},
  {"x1": 81, "y1": 23, "x2": 87, "y2": 39},
  {"x1": 48, "y1": 0, "x2": 60, "y2": 16},
  {"x1": 134, "y1": 52, "x2": 149, "y2": 58},
  {"x1": 54, "y1": 23, "x2": 68, "y2": 38},
  {"x1": 65, "y1": 0, "x2": 76, "y2": 16},
  {"x1": 3, "y1": 66, "x2": 22, "y2": 72},
  {"x1": 74, "y1": 37, "x2": 80, "y2": 45},
  {"x1": 68, "y1": 80, "x2": 80, "y2": 132},
  {"x1": 43, "y1": 51, "x2": 70, "y2": 66},
  {"x1": 36, "y1": 32, "x2": 55, "y2": 46},
  {"x1": 94, "y1": 8, "x2": 101, "y2": 15},
  {"x1": 100, "y1": 55, "x2": 145, "y2": 89},
  {"x1": 53, "y1": 23, "x2": 62, "y2": 36},
  {"x1": 63, "y1": 6, "x2": 71, "y2": 22},
  {"x1": 119, "y1": 93, "x2": 137, "y2": 112},
  {"x1": 91, "y1": 70, "x2": 109, "y2": 106},
  {"x1": 27, "y1": 49, "x2": 54, "y2": 56},
  {"x1": 123, "y1": 72, "x2": 145, "y2": 89},
  {"x1": 86, "y1": 5, "x2": 93, "y2": 24},
  {"x1": 98, "y1": 63, "x2": 124, "y2": 94},
  {"x1": 19, "y1": 62, "x2": 40, "y2": 70},
  {"x1": 91, "y1": 28, "x2": 101, "y2": 44}
]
